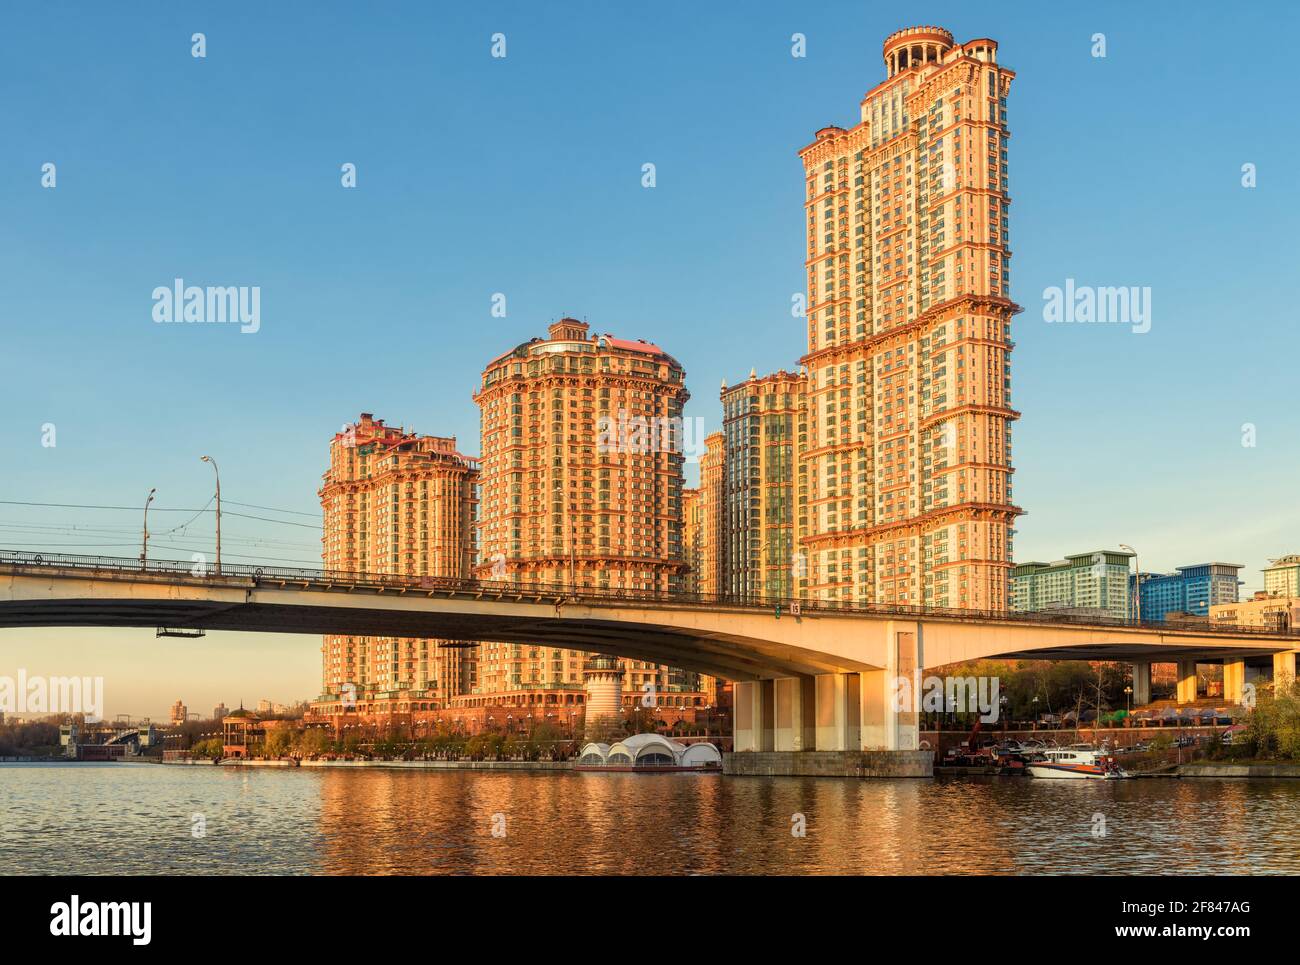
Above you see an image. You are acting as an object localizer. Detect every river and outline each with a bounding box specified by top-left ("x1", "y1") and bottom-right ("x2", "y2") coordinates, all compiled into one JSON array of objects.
[{"x1": 3, "y1": 763, "x2": 1297, "y2": 874}]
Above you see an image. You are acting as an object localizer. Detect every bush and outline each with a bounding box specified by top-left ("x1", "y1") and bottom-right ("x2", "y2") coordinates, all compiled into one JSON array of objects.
[{"x1": 1244, "y1": 679, "x2": 1300, "y2": 761}]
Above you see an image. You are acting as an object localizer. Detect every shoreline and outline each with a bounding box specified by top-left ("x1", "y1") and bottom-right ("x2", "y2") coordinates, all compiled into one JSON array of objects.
[
  {"x1": 1176, "y1": 762, "x2": 1300, "y2": 779},
  {"x1": 164, "y1": 757, "x2": 575, "y2": 772}
]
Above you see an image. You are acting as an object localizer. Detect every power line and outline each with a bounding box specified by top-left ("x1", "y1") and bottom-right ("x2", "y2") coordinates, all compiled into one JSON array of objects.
[
  {"x1": 0, "y1": 500, "x2": 320, "y2": 529},
  {"x1": 0, "y1": 522, "x2": 318, "y2": 549},
  {"x1": 224, "y1": 499, "x2": 321, "y2": 519},
  {"x1": 153, "y1": 495, "x2": 214, "y2": 537}
]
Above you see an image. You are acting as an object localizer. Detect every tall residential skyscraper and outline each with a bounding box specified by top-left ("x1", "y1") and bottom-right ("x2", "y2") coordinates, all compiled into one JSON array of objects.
[
  {"x1": 682, "y1": 487, "x2": 703, "y2": 594},
  {"x1": 797, "y1": 26, "x2": 1018, "y2": 610},
  {"x1": 721, "y1": 370, "x2": 806, "y2": 601},
  {"x1": 697, "y1": 431, "x2": 725, "y2": 596},
  {"x1": 473, "y1": 318, "x2": 696, "y2": 701},
  {"x1": 317, "y1": 413, "x2": 479, "y2": 705}
]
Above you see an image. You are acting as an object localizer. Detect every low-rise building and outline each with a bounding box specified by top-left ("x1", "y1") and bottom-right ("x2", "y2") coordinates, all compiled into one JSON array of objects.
[
  {"x1": 1210, "y1": 591, "x2": 1300, "y2": 632},
  {"x1": 1210, "y1": 591, "x2": 1300, "y2": 684},
  {"x1": 1264, "y1": 556, "x2": 1300, "y2": 598},
  {"x1": 1011, "y1": 550, "x2": 1134, "y2": 620},
  {"x1": 1134, "y1": 563, "x2": 1242, "y2": 622},
  {"x1": 222, "y1": 707, "x2": 263, "y2": 759}
]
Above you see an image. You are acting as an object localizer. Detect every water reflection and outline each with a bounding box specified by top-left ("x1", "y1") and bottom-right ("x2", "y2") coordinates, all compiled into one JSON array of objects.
[{"x1": 3, "y1": 764, "x2": 1298, "y2": 875}]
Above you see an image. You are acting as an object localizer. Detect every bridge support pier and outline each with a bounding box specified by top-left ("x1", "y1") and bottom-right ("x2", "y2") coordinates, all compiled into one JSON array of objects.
[
  {"x1": 773, "y1": 677, "x2": 816, "y2": 752},
  {"x1": 860, "y1": 670, "x2": 920, "y2": 751},
  {"x1": 1224, "y1": 658, "x2": 1247, "y2": 704},
  {"x1": 862, "y1": 624, "x2": 920, "y2": 751},
  {"x1": 727, "y1": 667, "x2": 931, "y2": 776},
  {"x1": 733, "y1": 680, "x2": 774, "y2": 752},
  {"x1": 1130, "y1": 661, "x2": 1151, "y2": 706},
  {"x1": 814, "y1": 673, "x2": 860, "y2": 751},
  {"x1": 1275, "y1": 650, "x2": 1298, "y2": 690},
  {"x1": 1176, "y1": 659, "x2": 1198, "y2": 704}
]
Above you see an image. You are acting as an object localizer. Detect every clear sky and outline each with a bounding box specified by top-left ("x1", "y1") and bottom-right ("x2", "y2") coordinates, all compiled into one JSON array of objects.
[{"x1": 2, "y1": 1, "x2": 1298, "y2": 718}]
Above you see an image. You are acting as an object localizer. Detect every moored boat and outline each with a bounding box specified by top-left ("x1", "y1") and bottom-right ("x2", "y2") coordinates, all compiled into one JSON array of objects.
[{"x1": 1026, "y1": 747, "x2": 1131, "y2": 780}]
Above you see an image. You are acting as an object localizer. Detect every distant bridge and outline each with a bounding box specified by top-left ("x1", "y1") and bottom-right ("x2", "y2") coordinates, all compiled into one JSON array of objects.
[{"x1": 2, "y1": 551, "x2": 1296, "y2": 753}]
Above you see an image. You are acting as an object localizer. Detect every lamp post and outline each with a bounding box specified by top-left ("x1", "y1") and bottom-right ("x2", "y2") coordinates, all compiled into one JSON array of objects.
[
  {"x1": 1120, "y1": 544, "x2": 1139, "y2": 623},
  {"x1": 140, "y1": 488, "x2": 156, "y2": 568},
  {"x1": 200, "y1": 456, "x2": 221, "y2": 575}
]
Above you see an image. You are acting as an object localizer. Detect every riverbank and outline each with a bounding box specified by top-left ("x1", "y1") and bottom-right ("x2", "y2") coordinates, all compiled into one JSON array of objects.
[
  {"x1": 1177, "y1": 761, "x2": 1300, "y2": 778},
  {"x1": 164, "y1": 757, "x2": 574, "y2": 772}
]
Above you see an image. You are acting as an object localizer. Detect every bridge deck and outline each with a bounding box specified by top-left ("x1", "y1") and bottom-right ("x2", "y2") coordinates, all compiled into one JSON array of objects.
[{"x1": 2, "y1": 552, "x2": 1296, "y2": 680}]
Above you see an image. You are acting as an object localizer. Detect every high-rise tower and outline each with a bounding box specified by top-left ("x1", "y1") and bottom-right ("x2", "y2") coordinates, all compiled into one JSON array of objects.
[
  {"x1": 473, "y1": 318, "x2": 699, "y2": 705},
  {"x1": 318, "y1": 414, "x2": 479, "y2": 705},
  {"x1": 797, "y1": 26, "x2": 1019, "y2": 610},
  {"x1": 721, "y1": 370, "x2": 806, "y2": 601}
]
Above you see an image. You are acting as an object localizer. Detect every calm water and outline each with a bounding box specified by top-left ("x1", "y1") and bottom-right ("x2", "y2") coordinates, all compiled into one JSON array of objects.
[{"x1": 2, "y1": 762, "x2": 1298, "y2": 875}]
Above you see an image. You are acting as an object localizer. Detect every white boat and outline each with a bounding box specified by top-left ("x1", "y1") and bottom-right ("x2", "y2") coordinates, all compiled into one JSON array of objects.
[{"x1": 1026, "y1": 747, "x2": 1131, "y2": 780}]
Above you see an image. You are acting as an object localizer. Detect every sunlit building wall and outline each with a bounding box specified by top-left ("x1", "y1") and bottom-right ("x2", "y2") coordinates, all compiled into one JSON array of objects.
[
  {"x1": 1264, "y1": 556, "x2": 1300, "y2": 598},
  {"x1": 317, "y1": 413, "x2": 479, "y2": 706},
  {"x1": 721, "y1": 370, "x2": 806, "y2": 600},
  {"x1": 1011, "y1": 550, "x2": 1133, "y2": 620},
  {"x1": 698, "y1": 431, "x2": 725, "y2": 596},
  {"x1": 473, "y1": 318, "x2": 705, "y2": 703},
  {"x1": 796, "y1": 26, "x2": 1019, "y2": 610}
]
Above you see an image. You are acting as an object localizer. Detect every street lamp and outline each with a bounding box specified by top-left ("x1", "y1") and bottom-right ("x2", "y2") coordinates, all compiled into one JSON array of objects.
[
  {"x1": 200, "y1": 456, "x2": 222, "y2": 575},
  {"x1": 1124, "y1": 684, "x2": 1133, "y2": 715},
  {"x1": 140, "y1": 488, "x2": 156, "y2": 568},
  {"x1": 1119, "y1": 544, "x2": 1139, "y2": 623}
]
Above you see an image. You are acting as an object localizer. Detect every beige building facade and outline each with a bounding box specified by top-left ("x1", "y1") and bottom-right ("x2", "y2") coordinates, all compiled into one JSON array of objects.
[
  {"x1": 796, "y1": 26, "x2": 1019, "y2": 610},
  {"x1": 317, "y1": 413, "x2": 479, "y2": 707},
  {"x1": 1211, "y1": 592, "x2": 1300, "y2": 632},
  {"x1": 1211, "y1": 592, "x2": 1300, "y2": 685},
  {"x1": 682, "y1": 487, "x2": 703, "y2": 594},
  {"x1": 721, "y1": 370, "x2": 806, "y2": 601},
  {"x1": 1264, "y1": 556, "x2": 1300, "y2": 598},
  {"x1": 473, "y1": 318, "x2": 706, "y2": 703},
  {"x1": 697, "y1": 431, "x2": 725, "y2": 596}
]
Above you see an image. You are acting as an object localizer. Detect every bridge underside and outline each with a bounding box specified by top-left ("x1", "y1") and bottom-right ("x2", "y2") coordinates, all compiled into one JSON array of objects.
[
  {"x1": 2, "y1": 558, "x2": 1297, "y2": 691},
  {"x1": 987, "y1": 642, "x2": 1282, "y2": 663},
  {"x1": 0, "y1": 596, "x2": 844, "y2": 682},
  {"x1": 0, "y1": 569, "x2": 1294, "y2": 682}
]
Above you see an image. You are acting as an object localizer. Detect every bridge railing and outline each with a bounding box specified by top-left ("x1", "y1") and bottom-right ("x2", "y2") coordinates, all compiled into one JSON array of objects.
[{"x1": 1, "y1": 547, "x2": 1297, "y2": 638}]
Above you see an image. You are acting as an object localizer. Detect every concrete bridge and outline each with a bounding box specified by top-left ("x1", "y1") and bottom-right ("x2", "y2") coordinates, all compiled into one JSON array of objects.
[{"x1": 2, "y1": 552, "x2": 1296, "y2": 769}]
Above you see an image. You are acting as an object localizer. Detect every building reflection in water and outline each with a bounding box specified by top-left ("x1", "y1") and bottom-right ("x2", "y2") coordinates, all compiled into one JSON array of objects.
[{"x1": 301, "y1": 769, "x2": 1300, "y2": 876}]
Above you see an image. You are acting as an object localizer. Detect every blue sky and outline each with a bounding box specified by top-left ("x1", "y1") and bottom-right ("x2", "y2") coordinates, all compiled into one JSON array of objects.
[{"x1": 2, "y1": 1, "x2": 1298, "y2": 716}]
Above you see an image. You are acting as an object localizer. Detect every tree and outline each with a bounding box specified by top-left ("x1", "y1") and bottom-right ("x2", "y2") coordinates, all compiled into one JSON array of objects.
[
  {"x1": 263, "y1": 728, "x2": 293, "y2": 758},
  {"x1": 190, "y1": 737, "x2": 222, "y2": 759},
  {"x1": 297, "y1": 728, "x2": 330, "y2": 757}
]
